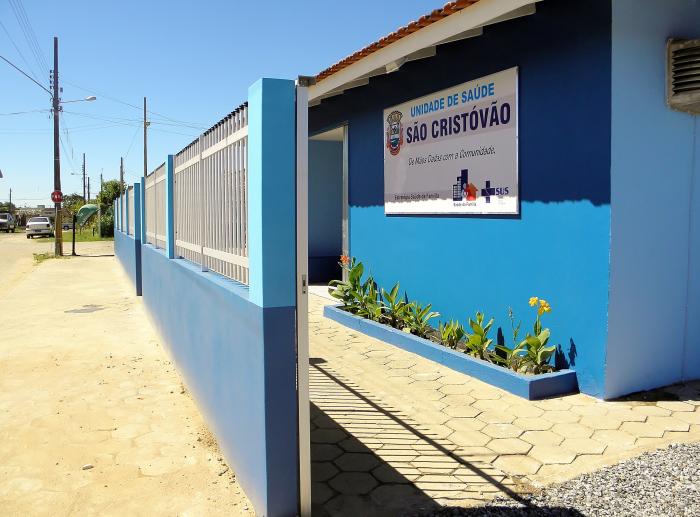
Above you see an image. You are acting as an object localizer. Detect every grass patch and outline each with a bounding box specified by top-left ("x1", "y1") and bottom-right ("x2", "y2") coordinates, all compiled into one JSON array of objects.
[
  {"x1": 33, "y1": 252, "x2": 54, "y2": 264},
  {"x1": 32, "y1": 229, "x2": 113, "y2": 243}
]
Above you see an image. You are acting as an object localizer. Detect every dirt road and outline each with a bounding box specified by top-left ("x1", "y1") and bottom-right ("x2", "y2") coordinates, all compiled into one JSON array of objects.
[{"x1": 0, "y1": 234, "x2": 253, "y2": 516}]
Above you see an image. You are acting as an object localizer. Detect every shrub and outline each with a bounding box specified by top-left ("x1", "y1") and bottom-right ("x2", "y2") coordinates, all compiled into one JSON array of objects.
[
  {"x1": 464, "y1": 311, "x2": 496, "y2": 361},
  {"x1": 439, "y1": 320, "x2": 465, "y2": 350}
]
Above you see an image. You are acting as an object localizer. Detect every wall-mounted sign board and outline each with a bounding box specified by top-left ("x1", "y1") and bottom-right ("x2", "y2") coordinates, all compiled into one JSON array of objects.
[{"x1": 383, "y1": 67, "x2": 519, "y2": 215}]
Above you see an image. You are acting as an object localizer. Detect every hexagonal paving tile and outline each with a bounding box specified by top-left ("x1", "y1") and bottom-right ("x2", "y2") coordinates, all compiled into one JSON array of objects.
[
  {"x1": 541, "y1": 411, "x2": 580, "y2": 424},
  {"x1": 472, "y1": 399, "x2": 505, "y2": 412},
  {"x1": 312, "y1": 444, "x2": 344, "y2": 461},
  {"x1": 486, "y1": 437, "x2": 532, "y2": 455},
  {"x1": 493, "y1": 455, "x2": 542, "y2": 476},
  {"x1": 645, "y1": 416, "x2": 690, "y2": 432},
  {"x1": 334, "y1": 453, "x2": 380, "y2": 472},
  {"x1": 329, "y1": 472, "x2": 378, "y2": 495},
  {"x1": 529, "y1": 445, "x2": 577, "y2": 464},
  {"x1": 411, "y1": 372, "x2": 442, "y2": 382},
  {"x1": 312, "y1": 461, "x2": 339, "y2": 482},
  {"x1": 447, "y1": 430, "x2": 491, "y2": 447},
  {"x1": 590, "y1": 429, "x2": 636, "y2": 449},
  {"x1": 579, "y1": 414, "x2": 623, "y2": 430},
  {"x1": 371, "y1": 464, "x2": 413, "y2": 484},
  {"x1": 444, "y1": 405, "x2": 481, "y2": 418},
  {"x1": 630, "y1": 405, "x2": 672, "y2": 417},
  {"x1": 534, "y1": 399, "x2": 572, "y2": 411},
  {"x1": 311, "y1": 481, "x2": 336, "y2": 505},
  {"x1": 561, "y1": 437, "x2": 607, "y2": 455},
  {"x1": 520, "y1": 430, "x2": 564, "y2": 446},
  {"x1": 311, "y1": 429, "x2": 347, "y2": 444},
  {"x1": 470, "y1": 386, "x2": 504, "y2": 400},
  {"x1": 387, "y1": 360, "x2": 416, "y2": 369},
  {"x1": 550, "y1": 423, "x2": 594, "y2": 439},
  {"x1": 656, "y1": 400, "x2": 696, "y2": 412},
  {"x1": 446, "y1": 417, "x2": 487, "y2": 432},
  {"x1": 476, "y1": 411, "x2": 515, "y2": 424},
  {"x1": 439, "y1": 384, "x2": 472, "y2": 395},
  {"x1": 482, "y1": 423, "x2": 523, "y2": 439},
  {"x1": 386, "y1": 368, "x2": 413, "y2": 378},
  {"x1": 513, "y1": 417, "x2": 553, "y2": 431},
  {"x1": 674, "y1": 410, "x2": 700, "y2": 424},
  {"x1": 441, "y1": 394, "x2": 477, "y2": 406},
  {"x1": 620, "y1": 421, "x2": 666, "y2": 438}
]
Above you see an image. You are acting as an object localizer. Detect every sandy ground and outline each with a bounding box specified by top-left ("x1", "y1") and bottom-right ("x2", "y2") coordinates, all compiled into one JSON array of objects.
[{"x1": 0, "y1": 233, "x2": 254, "y2": 516}]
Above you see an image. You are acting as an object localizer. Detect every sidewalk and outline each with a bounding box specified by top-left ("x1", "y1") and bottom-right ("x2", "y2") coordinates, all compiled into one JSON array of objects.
[
  {"x1": 308, "y1": 294, "x2": 700, "y2": 514},
  {"x1": 0, "y1": 241, "x2": 253, "y2": 516}
]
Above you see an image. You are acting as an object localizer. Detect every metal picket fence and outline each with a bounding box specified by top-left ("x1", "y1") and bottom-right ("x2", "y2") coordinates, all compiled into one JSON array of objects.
[
  {"x1": 127, "y1": 185, "x2": 135, "y2": 235},
  {"x1": 145, "y1": 163, "x2": 166, "y2": 248},
  {"x1": 172, "y1": 103, "x2": 249, "y2": 285}
]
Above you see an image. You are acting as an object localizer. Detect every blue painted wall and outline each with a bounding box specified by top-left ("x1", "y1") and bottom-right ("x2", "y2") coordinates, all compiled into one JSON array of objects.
[
  {"x1": 310, "y1": 0, "x2": 613, "y2": 396},
  {"x1": 141, "y1": 246, "x2": 298, "y2": 516},
  {"x1": 309, "y1": 140, "x2": 343, "y2": 283},
  {"x1": 606, "y1": 0, "x2": 700, "y2": 398},
  {"x1": 115, "y1": 230, "x2": 138, "y2": 293}
]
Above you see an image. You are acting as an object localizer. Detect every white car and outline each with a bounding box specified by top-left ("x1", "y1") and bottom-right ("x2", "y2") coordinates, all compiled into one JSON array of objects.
[
  {"x1": 26, "y1": 217, "x2": 54, "y2": 238},
  {"x1": 0, "y1": 212, "x2": 15, "y2": 233}
]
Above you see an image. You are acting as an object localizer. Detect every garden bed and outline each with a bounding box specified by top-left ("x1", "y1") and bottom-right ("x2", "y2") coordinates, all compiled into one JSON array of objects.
[{"x1": 323, "y1": 304, "x2": 578, "y2": 400}]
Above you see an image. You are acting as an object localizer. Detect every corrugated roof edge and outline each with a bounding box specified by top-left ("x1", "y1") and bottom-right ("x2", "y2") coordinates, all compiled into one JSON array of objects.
[{"x1": 315, "y1": 0, "x2": 481, "y2": 82}]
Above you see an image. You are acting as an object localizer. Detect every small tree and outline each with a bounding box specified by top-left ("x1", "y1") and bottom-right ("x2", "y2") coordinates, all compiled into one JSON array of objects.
[
  {"x1": 62, "y1": 193, "x2": 85, "y2": 215},
  {"x1": 97, "y1": 180, "x2": 123, "y2": 213}
]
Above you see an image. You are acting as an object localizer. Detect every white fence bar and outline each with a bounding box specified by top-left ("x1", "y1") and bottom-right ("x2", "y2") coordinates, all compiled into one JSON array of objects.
[
  {"x1": 145, "y1": 163, "x2": 166, "y2": 248},
  {"x1": 173, "y1": 103, "x2": 249, "y2": 285},
  {"x1": 127, "y1": 185, "x2": 135, "y2": 236}
]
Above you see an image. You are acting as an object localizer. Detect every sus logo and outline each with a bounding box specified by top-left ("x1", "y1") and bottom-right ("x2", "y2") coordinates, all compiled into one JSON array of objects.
[{"x1": 386, "y1": 110, "x2": 404, "y2": 156}]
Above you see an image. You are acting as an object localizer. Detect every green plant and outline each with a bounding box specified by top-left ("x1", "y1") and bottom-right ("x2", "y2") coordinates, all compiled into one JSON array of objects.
[
  {"x1": 494, "y1": 307, "x2": 527, "y2": 371},
  {"x1": 464, "y1": 311, "x2": 495, "y2": 361},
  {"x1": 380, "y1": 282, "x2": 409, "y2": 329},
  {"x1": 355, "y1": 275, "x2": 383, "y2": 322},
  {"x1": 519, "y1": 297, "x2": 556, "y2": 374},
  {"x1": 403, "y1": 302, "x2": 439, "y2": 338},
  {"x1": 328, "y1": 257, "x2": 363, "y2": 311},
  {"x1": 439, "y1": 320, "x2": 465, "y2": 349}
]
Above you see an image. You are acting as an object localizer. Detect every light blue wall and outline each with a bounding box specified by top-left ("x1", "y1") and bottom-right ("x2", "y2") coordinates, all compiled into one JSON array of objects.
[
  {"x1": 308, "y1": 139, "x2": 343, "y2": 283},
  {"x1": 606, "y1": 0, "x2": 700, "y2": 398},
  {"x1": 248, "y1": 78, "x2": 297, "y2": 308},
  {"x1": 115, "y1": 229, "x2": 138, "y2": 293}
]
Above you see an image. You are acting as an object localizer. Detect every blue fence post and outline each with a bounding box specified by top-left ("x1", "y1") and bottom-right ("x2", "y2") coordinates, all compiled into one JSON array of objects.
[
  {"x1": 165, "y1": 155, "x2": 175, "y2": 259},
  {"x1": 247, "y1": 77, "x2": 298, "y2": 516},
  {"x1": 140, "y1": 177, "x2": 147, "y2": 245},
  {"x1": 134, "y1": 182, "x2": 143, "y2": 296}
]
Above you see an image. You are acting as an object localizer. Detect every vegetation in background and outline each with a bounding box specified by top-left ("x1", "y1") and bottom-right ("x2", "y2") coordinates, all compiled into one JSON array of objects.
[
  {"x1": 32, "y1": 252, "x2": 53, "y2": 264},
  {"x1": 329, "y1": 256, "x2": 561, "y2": 375}
]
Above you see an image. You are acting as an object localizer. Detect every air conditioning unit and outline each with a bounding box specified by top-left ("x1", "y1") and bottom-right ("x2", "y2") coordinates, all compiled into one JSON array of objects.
[{"x1": 667, "y1": 39, "x2": 700, "y2": 115}]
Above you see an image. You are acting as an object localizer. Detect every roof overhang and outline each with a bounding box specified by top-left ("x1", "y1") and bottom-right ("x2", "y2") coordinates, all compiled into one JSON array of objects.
[{"x1": 308, "y1": 0, "x2": 541, "y2": 105}]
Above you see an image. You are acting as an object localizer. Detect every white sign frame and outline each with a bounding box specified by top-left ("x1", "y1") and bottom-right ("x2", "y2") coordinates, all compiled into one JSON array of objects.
[{"x1": 383, "y1": 67, "x2": 519, "y2": 215}]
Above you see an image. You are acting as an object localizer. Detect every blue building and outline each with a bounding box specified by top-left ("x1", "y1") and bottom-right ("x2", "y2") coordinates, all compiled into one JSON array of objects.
[{"x1": 306, "y1": 0, "x2": 700, "y2": 399}]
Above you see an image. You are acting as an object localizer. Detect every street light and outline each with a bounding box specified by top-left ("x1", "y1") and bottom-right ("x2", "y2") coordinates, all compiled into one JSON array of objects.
[{"x1": 61, "y1": 95, "x2": 97, "y2": 104}]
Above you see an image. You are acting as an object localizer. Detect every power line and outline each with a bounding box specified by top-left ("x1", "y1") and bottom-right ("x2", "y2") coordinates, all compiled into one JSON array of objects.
[
  {"x1": 0, "y1": 53, "x2": 52, "y2": 95},
  {"x1": 9, "y1": 0, "x2": 49, "y2": 77},
  {"x1": 0, "y1": 18, "x2": 40, "y2": 83},
  {"x1": 0, "y1": 108, "x2": 50, "y2": 116}
]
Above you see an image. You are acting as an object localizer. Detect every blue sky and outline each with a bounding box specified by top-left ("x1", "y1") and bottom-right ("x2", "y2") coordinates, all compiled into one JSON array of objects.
[{"x1": 1, "y1": 0, "x2": 437, "y2": 207}]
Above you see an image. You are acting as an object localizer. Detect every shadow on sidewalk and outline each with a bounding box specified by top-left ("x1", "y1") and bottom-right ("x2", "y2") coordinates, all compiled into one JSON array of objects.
[{"x1": 309, "y1": 358, "x2": 545, "y2": 516}]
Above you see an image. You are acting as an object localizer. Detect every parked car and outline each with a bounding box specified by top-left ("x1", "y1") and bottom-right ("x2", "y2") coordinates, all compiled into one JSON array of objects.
[
  {"x1": 62, "y1": 221, "x2": 74, "y2": 230},
  {"x1": 0, "y1": 212, "x2": 16, "y2": 233},
  {"x1": 26, "y1": 216, "x2": 54, "y2": 238}
]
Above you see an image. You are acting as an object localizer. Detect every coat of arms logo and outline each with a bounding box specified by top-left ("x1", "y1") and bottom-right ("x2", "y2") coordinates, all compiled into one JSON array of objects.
[{"x1": 386, "y1": 110, "x2": 404, "y2": 156}]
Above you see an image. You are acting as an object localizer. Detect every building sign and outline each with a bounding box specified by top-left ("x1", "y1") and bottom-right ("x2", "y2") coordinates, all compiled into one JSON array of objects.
[{"x1": 383, "y1": 67, "x2": 518, "y2": 214}]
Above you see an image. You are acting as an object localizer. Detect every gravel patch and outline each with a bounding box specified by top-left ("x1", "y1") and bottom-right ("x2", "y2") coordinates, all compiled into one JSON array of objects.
[{"x1": 410, "y1": 442, "x2": 700, "y2": 517}]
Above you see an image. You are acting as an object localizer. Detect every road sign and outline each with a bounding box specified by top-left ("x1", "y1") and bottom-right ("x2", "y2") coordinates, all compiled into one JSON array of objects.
[{"x1": 51, "y1": 190, "x2": 63, "y2": 203}]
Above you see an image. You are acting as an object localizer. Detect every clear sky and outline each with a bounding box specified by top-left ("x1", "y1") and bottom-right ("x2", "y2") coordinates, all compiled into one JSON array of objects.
[{"x1": 1, "y1": 0, "x2": 438, "y2": 207}]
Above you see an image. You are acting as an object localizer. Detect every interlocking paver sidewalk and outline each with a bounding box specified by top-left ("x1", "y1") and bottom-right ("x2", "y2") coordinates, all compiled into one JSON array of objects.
[{"x1": 308, "y1": 294, "x2": 700, "y2": 514}]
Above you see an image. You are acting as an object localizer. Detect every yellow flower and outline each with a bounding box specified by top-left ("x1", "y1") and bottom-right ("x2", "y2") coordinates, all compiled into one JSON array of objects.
[
  {"x1": 539, "y1": 299, "x2": 548, "y2": 307},
  {"x1": 528, "y1": 297, "x2": 538, "y2": 307},
  {"x1": 537, "y1": 301, "x2": 552, "y2": 315}
]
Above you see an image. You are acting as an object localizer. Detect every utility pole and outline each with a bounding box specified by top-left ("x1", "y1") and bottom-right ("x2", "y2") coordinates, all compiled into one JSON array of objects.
[
  {"x1": 8, "y1": 188, "x2": 11, "y2": 213},
  {"x1": 119, "y1": 157, "x2": 124, "y2": 232},
  {"x1": 98, "y1": 170, "x2": 103, "y2": 236},
  {"x1": 82, "y1": 152, "x2": 86, "y2": 201},
  {"x1": 143, "y1": 96, "x2": 148, "y2": 181},
  {"x1": 87, "y1": 176, "x2": 91, "y2": 202},
  {"x1": 52, "y1": 36, "x2": 63, "y2": 257}
]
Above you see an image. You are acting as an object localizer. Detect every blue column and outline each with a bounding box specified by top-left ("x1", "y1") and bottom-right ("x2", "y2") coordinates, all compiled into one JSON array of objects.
[
  {"x1": 248, "y1": 78, "x2": 296, "y2": 308},
  {"x1": 133, "y1": 182, "x2": 143, "y2": 296},
  {"x1": 140, "y1": 177, "x2": 147, "y2": 244},
  {"x1": 165, "y1": 155, "x2": 175, "y2": 259}
]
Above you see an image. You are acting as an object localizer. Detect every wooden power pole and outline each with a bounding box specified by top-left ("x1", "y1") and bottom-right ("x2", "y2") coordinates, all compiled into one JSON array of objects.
[{"x1": 52, "y1": 36, "x2": 63, "y2": 257}]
